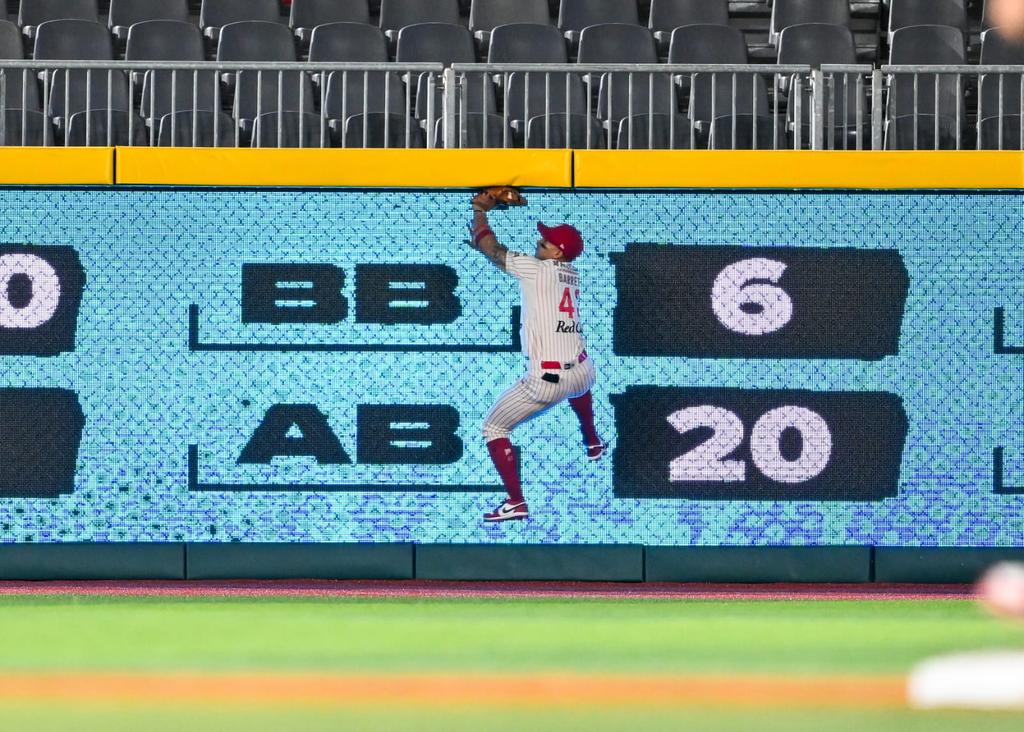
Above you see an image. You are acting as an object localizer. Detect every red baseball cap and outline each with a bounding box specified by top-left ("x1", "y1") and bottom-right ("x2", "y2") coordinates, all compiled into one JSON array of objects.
[{"x1": 537, "y1": 222, "x2": 585, "y2": 261}]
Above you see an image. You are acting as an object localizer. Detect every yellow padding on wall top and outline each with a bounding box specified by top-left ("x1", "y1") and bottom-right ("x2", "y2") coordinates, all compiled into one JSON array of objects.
[
  {"x1": 0, "y1": 147, "x2": 114, "y2": 185},
  {"x1": 574, "y1": 150, "x2": 1024, "y2": 189},
  {"x1": 115, "y1": 148, "x2": 573, "y2": 187}
]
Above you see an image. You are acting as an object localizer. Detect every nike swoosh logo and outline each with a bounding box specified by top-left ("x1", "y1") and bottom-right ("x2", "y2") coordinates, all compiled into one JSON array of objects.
[{"x1": 500, "y1": 505, "x2": 522, "y2": 515}]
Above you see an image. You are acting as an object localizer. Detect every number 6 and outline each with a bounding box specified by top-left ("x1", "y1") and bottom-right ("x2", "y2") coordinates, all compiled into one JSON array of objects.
[{"x1": 711, "y1": 258, "x2": 793, "y2": 336}]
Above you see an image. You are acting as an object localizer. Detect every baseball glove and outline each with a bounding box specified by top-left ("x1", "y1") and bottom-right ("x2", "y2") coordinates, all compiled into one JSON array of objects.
[{"x1": 472, "y1": 186, "x2": 527, "y2": 212}]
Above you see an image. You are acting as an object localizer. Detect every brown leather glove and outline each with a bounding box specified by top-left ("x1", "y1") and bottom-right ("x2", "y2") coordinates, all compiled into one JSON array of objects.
[{"x1": 472, "y1": 186, "x2": 528, "y2": 213}]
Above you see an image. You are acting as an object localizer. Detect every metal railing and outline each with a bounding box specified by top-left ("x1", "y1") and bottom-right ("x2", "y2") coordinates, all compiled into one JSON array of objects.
[{"x1": 5, "y1": 60, "x2": 1024, "y2": 150}]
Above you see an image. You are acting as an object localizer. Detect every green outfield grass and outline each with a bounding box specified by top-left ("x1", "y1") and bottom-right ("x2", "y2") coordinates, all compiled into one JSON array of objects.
[{"x1": 0, "y1": 595, "x2": 1021, "y2": 731}]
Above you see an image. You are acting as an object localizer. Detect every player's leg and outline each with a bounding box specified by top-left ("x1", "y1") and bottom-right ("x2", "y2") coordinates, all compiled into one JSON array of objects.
[
  {"x1": 566, "y1": 360, "x2": 606, "y2": 460},
  {"x1": 481, "y1": 376, "x2": 557, "y2": 521}
]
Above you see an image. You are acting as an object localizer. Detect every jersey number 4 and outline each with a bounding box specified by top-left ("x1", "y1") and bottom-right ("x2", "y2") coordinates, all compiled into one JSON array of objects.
[{"x1": 559, "y1": 288, "x2": 579, "y2": 320}]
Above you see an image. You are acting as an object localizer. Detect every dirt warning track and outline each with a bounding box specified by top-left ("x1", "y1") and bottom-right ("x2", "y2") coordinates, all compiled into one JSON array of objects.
[{"x1": 0, "y1": 672, "x2": 908, "y2": 709}]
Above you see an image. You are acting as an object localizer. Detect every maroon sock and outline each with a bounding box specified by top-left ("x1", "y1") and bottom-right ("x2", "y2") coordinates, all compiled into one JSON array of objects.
[
  {"x1": 568, "y1": 391, "x2": 601, "y2": 446},
  {"x1": 486, "y1": 438, "x2": 524, "y2": 504}
]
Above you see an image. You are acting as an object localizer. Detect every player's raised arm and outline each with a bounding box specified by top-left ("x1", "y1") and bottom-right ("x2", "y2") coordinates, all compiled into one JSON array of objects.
[{"x1": 468, "y1": 187, "x2": 528, "y2": 272}]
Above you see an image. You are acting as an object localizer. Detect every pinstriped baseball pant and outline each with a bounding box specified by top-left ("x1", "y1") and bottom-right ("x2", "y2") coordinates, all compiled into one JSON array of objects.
[{"x1": 482, "y1": 359, "x2": 597, "y2": 442}]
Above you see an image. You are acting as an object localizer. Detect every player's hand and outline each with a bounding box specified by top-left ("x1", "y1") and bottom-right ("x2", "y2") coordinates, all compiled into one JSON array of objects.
[{"x1": 472, "y1": 187, "x2": 527, "y2": 213}]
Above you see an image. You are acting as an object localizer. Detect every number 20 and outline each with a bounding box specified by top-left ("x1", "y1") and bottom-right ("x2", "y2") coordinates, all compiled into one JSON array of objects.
[{"x1": 667, "y1": 405, "x2": 833, "y2": 485}]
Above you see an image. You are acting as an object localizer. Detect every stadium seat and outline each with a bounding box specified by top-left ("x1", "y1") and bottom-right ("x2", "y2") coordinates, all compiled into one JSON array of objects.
[
  {"x1": 339, "y1": 111, "x2": 426, "y2": 148},
  {"x1": 578, "y1": 25, "x2": 672, "y2": 127},
  {"x1": 558, "y1": 0, "x2": 640, "y2": 49},
  {"x1": 435, "y1": 112, "x2": 514, "y2": 148},
  {"x1": 708, "y1": 114, "x2": 785, "y2": 149},
  {"x1": 127, "y1": 21, "x2": 214, "y2": 123},
  {"x1": 0, "y1": 108, "x2": 46, "y2": 145},
  {"x1": 778, "y1": 24, "x2": 865, "y2": 149},
  {"x1": 469, "y1": 0, "x2": 551, "y2": 51},
  {"x1": 979, "y1": 31, "x2": 1024, "y2": 122},
  {"x1": 616, "y1": 113, "x2": 693, "y2": 149},
  {"x1": 770, "y1": 0, "x2": 849, "y2": 45},
  {"x1": 396, "y1": 23, "x2": 495, "y2": 120},
  {"x1": 252, "y1": 111, "x2": 328, "y2": 147},
  {"x1": 290, "y1": 0, "x2": 371, "y2": 46},
  {"x1": 218, "y1": 21, "x2": 312, "y2": 131},
  {"x1": 309, "y1": 22, "x2": 388, "y2": 62},
  {"x1": 34, "y1": 20, "x2": 130, "y2": 129},
  {"x1": 0, "y1": 20, "x2": 41, "y2": 113},
  {"x1": 108, "y1": 0, "x2": 190, "y2": 44},
  {"x1": 200, "y1": 0, "x2": 281, "y2": 42},
  {"x1": 525, "y1": 112, "x2": 606, "y2": 148},
  {"x1": 979, "y1": 114, "x2": 1024, "y2": 149},
  {"x1": 888, "y1": 0, "x2": 967, "y2": 44},
  {"x1": 888, "y1": 25, "x2": 966, "y2": 122},
  {"x1": 885, "y1": 113, "x2": 961, "y2": 150},
  {"x1": 488, "y1": 23, "x2": 567, "y2": 63},
  {"x1": 157, "y1": 109, "x2": 236, "y2": 146},
  {"x1": 19, "y1": 0, "x2": 99, "y2": 40},
  {"x1": 378, "y1": 0, "x2": 460, "y2": 43},
  {"x1": 324, "y1": 69, "x2": 408, "y2": 122},
  {"x1": 65, "y1": 109, "x2": 147, "y2": 145},
  {"x1": 648, "y1": 0, "x2": 729, "y2": 51}
]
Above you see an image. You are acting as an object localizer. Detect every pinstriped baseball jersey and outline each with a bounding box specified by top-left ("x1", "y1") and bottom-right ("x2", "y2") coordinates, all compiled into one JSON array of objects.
[{"x1": 505, "y1": 252, "x2": 587, "y2": 369}]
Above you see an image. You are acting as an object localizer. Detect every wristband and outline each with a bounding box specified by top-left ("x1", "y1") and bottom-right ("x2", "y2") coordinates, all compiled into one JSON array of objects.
[{"x1": 473, "y1": 226, "x2": 495, "y2": 246}]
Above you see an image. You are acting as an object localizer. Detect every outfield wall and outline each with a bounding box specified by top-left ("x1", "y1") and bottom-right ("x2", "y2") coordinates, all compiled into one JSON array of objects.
[{"x1": 0, "y1": 149, "x2": 1021, "y2": 580}]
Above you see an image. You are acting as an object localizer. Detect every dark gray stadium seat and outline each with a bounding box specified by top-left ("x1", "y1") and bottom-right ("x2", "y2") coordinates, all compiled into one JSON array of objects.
[
  {"x1": 66, "y1": 109, "x2": 147, "y2": 145},
  {"x1": 470, "y1": 0, "x2": 550, "y2": 51},
  {"x1": 559, "y1": 0, "x2": 640, "y2": 48},
  {"x1": 34, "y1": 20, "x2": 130, "y2": 127},
  {"x1": 778, "y1": 24, "x2": 864, "y2": 148},
  {"x1": 19, "y1": 0, "x2": 98, "y2": 40},
  {"x1": 885, "y1": 114, "x2": 961, "y2": 150},
  {"x1": 770, "y1": 0, "x2": 849, "y2": 45},
  {"x1": 979, "y1": 114, "x2": 1024, "y2": 149},
  {"x1": 526, "y1": 112, "x2": 606, "y2": 148},
  {"x1": 979, "y1": 31, "x2": 1024, "y2": 122},
  {"x1": 127, "y1": 21, "x2": 214, "y2": 122},
  {"x1": 324, "y1": 69, "x2": 408, "y2": 120},
  {"x1": 339, "y1": 112, "x2": 425, "y2": 148},
  {"x1": 219, "y1": 21, "x2": 313, "y2": 130},
  {"x1": 888, "y1": 0, "x2": 967, "y2": 43},
  {"x1": 505, "y1": 71, "x2": 587, "y2": 125},
  {"x1": 290, "y1": 0, "x2": 371, "y2": 46},
  {"x1": 309, "y1": 22, "x2": 388, "y2": 61},
  {"x1": 379, "y1": 0, "x2": 460, "y2": 43},
  {"x1": 0, "y1": 109, "x2": 46, "y2": 145},
  {"x1": 708, "y1": 114, "x2": 785, "y2": 149},
  {"x1": 0, "y1": 20, "x2": 41, "y2": 113},
  {"x1": 396, "y1": 23, "x2": 494, "y2": 119},
  {"x1": 252, "y1": 111, "x2": 328, "y2": 147},
  {"x1": 577, "y1": 24, "x2": 672, "y2": 125},
  {"x1": 200, "y1": 0, "x2": 281, "y2": 42},
  {"x1": 488, "y1": 22, "x2": 566, "y2": 62},
  {"x1": 648, "y1": 0, "x2": 728, "y2": 50},
  {"x1": 158, "y1": 109, "x2": 235, "y2": 146},
  {"x1": 108, "y1": 0, "x2": 190, "y2": 44},
  {"x1": 616, "y1": 113, "x2": 693, "y2": 149},
  {"x1": 435, "y1": 112, "x2": 514, "y2": 147},
  {"x1": 888, "y1": 25, "x2": 966, "y2": 121}
]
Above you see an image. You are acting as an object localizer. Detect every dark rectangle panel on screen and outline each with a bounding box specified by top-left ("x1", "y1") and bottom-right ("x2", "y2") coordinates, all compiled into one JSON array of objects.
[
  {"x1": 415, "y1": 545, "x2": 644, "y2": 581},
  {"x1": 646, "y1": 546, "x2": 872, "y2": 583},
  {"x1": 875, "y1": 548, "x2": 1024, "y2": 583},
  {"x1": 611, "y1": 244, "x2": 909, "y2": 359},
  {"x1": 611, "y1": 387, "x2": 908, "y2": 501},
  {"x1": 0, "y1": 543, "x2": 185, "y2": 580}
]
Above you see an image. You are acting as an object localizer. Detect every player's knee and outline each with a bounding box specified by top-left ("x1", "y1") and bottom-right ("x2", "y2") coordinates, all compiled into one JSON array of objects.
[{"x1": 483, "y1": 422, "x2": 510, "y2": 442}]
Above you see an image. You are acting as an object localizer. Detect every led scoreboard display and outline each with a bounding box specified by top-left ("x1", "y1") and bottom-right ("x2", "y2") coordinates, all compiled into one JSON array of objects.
[{"x1": 0, "y1": 189, "x2": 1021, "y2": 545}]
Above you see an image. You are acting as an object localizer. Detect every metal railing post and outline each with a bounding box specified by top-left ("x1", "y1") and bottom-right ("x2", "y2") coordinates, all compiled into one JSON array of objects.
[
  {"x1": 442, "y1": 66, "x2": 457, "y2": 149},
  {"x1": 871, "y1": 69, "x2": 884, "y2": 151},
  {"x1": 811, "y1": 69, "x2": 825, "y2": 151}
]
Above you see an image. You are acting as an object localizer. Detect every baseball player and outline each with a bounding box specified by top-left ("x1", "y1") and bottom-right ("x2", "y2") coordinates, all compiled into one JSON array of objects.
[{"x1": 468, "y1": 187, "x2": 606, "y2": 522}]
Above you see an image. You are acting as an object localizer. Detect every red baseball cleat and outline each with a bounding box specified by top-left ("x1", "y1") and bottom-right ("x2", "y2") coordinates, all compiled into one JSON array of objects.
[
  {"x1": 484, "y1": 501, "x2": 529, "y2": 522},
  {"x1": 585, "y1": 441, "x2": 608, "y2": 460}
]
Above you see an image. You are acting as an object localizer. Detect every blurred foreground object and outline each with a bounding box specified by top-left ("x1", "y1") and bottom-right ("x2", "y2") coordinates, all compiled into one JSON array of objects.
[
  {"x1": 989, "y1": 0, "x2": 1024, "y2": 40},
  {"x1": 978, "y1": 561, "x2": 1024, "y2": 618},
  {"x1": 908, "y1": 651, "x2": 1024, "y2": 709}
]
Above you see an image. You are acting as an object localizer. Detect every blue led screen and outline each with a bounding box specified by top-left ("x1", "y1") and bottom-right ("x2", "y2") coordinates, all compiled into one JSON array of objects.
[{"x1": 0, "y1": 189, "x2": 1021, "y2": 546}]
